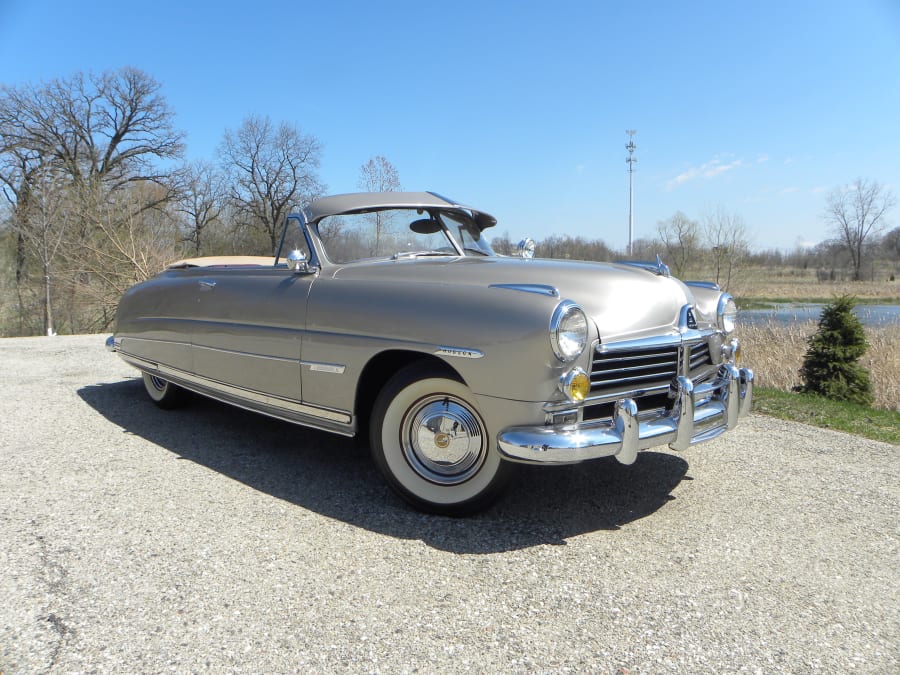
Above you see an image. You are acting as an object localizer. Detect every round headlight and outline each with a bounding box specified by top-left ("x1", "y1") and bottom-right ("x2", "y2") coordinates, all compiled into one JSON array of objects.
[
  {"x1": 551, "y1": 301, "x2": 588, "y2": 362},
  {"x1": 717, "y1": 294, "x2": 738, "y2": 335}
]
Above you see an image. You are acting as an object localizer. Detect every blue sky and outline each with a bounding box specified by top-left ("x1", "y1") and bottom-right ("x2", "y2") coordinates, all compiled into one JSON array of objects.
[{"x1": 2, "y1": 0, "x2": 899, "y2": 251}]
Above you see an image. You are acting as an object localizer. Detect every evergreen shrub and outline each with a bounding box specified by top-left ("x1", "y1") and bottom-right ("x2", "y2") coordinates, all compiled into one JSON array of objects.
[{"x1": 799, "y1": 296, "x2": 873, "y2": 406}]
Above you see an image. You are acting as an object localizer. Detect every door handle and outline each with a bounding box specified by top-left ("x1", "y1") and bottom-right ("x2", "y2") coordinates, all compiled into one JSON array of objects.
[{"x1": 199, "y1": 280, "x2": 217, "y2": 289}]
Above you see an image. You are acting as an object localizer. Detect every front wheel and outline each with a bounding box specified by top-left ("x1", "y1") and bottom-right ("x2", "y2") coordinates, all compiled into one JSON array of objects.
[
  {"x1": 142, "y1": 372, "x2": 190, "y2": 409},
  {"x1": 370, "y1": 364, "x2": 510, "y2": 515}
]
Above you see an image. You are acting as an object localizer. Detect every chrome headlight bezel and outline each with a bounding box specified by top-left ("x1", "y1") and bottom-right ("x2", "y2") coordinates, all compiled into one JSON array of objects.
[
  {"x1": 550, "y1": 301, "x2": 588, "y2": 363},
  {"x1": 717, "y1": 294, "x2": 738, "y2": 335}
]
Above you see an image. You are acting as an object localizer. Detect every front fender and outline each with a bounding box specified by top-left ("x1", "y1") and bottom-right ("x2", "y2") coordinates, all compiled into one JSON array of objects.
[{"x1": 302, "y1": 279, "x2": 595, "y2": 411}]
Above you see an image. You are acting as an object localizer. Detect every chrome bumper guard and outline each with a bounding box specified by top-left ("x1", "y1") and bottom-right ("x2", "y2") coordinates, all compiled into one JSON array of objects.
[{"x1": 497, "y1": 365, "x2": 754, "y2": 465}]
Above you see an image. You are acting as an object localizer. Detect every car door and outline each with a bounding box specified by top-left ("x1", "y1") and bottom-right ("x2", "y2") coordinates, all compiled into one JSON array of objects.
[{"x1": 191, "y1": 265, "x2": 314, "y2": 402}]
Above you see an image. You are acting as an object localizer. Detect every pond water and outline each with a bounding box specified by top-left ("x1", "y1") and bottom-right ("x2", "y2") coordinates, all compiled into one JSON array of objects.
[{"x1": 739, "y1": 304, "x2": 900, "y2": 327}]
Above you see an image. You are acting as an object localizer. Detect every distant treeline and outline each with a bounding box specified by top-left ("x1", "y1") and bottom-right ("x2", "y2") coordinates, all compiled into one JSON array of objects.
[{"x1": 492, "y1": 225, "x2": 900, "y2": 285}]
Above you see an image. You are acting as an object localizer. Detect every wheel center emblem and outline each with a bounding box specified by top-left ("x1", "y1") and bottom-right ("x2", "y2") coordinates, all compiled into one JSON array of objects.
[{"x1": 434, "y1": 432, "x2": 451, "y2": 449}]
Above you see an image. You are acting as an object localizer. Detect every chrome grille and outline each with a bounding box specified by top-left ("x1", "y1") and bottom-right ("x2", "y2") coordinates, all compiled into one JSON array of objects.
[
  {"x1": 584, "y1": 338, "x2": 715, "y2": 421},
  {"x1": 591, "y1": 345, "x2": 680, "y2": 391},
  {"x1": 689, "y1": 342, "x2": 711, "y2": 371}
]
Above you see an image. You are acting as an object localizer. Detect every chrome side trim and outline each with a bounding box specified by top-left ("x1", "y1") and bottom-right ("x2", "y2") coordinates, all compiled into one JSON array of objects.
[
  {"x1": 685, "y1": 281, "x2": 721, "y2": 291},
  {"x1": 121, "y1": 336, "x2": 191, "y2": 350},
  {"x1": 302, "y1": 361, "x2": 347, "y2": 374},
  {"x1": 488, "y1": 283, "x2": 560, "y2": 298},
  {"x1": 117, "y1": 350, "x2": 351, "y2": 425},
  {"x1": 193, "y1": 344, "x2": 299, "y2": 364},
  {"x1": 435, "y1": 346, "x2": 484, "y2": 359}
]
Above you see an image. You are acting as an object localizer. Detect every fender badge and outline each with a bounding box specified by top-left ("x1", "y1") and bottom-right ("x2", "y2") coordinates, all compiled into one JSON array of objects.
[{"x1": 435, "y1": 347, "x2": 484, "y2": 359}]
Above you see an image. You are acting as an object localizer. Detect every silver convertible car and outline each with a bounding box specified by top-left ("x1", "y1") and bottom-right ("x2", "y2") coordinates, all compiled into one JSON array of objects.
[{"x1": 107, "y1": 192, "x2": 753, "y2": 515}]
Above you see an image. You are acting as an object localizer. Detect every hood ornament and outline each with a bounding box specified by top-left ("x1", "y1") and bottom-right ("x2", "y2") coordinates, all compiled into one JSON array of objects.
[
  {"x1": 654, "y1": 254, "x2": 670, "y2": 277},
  {"x1": 617, "y1": 254, "x2": 670, "y2": 277}
]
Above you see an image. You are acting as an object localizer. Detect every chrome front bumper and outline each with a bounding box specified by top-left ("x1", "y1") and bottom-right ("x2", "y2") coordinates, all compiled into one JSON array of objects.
[{"x1": 497, "y1": 365, "x2": 754, "y2": 465}]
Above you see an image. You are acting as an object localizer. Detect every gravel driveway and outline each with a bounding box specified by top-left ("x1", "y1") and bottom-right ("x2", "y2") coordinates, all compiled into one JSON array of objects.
[{"x1": 1, "y1": 335, "x2": 897, "y2": 673}]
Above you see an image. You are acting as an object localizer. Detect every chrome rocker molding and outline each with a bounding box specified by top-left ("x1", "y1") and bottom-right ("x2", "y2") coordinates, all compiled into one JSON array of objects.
[
  {"x1": 497, "y1": 365, "x2": 754, "y2": 465},
  {"x1": 114, "y1": 346, "x2": 354, "y2": 435}
]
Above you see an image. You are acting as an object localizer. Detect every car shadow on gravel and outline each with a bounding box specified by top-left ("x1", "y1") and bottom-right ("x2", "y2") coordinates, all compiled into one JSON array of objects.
[{"x1": 79, "y1": 379, "x2": 690, "y2": 553}]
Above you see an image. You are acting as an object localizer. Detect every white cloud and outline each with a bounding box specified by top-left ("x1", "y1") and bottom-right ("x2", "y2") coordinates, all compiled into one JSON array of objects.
[
  {"x1": 702, "y1": 158, "x2": 743, "y2": 178},
  {"x1": 667, "y1": 167, "x2": 699, "y2": 188},
  {"x1": 757, "y1": 154, "x2": 769, "y2": 164},
  {"x1": 665, "y1": 156, "x2": 742, "y2": 190}
]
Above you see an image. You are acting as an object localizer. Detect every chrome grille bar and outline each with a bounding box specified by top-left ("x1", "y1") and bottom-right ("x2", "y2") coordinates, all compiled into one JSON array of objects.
[
  {"x1": 591, "y1": 346, "x2": 680, "y2": 391},
  {"x1": 689, "y1": 343, "x2": 711, "y2": 371}
]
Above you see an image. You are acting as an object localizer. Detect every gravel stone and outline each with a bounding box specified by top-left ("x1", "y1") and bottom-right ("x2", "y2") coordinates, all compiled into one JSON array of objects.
[{"x1": 1, "y1": 334, "x2": 897, "y2": 672}]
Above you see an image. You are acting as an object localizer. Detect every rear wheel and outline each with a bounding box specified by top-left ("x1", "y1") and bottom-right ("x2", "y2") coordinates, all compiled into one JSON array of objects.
[
  {"x1": 142, "y1": 372, "x2": 189, "y2": 409},
  {"x1": 370, "y1": 363, "x2": 509, "y2": 515}
]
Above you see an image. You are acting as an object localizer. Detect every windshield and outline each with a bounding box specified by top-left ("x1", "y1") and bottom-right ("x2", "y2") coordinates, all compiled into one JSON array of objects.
[{"x1": 314, "y1": 208, "x2": 495, "y2": 264}]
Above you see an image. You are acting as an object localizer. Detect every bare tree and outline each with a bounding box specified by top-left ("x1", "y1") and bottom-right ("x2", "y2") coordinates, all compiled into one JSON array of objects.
[
  {"x1": 630, "y1": 237, "x2": 661, "y2": 261},
  {"x1": 219, "y1": 115, "x2": 324, "y2": 253},
  {"x1": 881, "y1": 226, "x2": 900, "y2": 260},
  {"x1": 357, "y1": 155, "x2": 401, "y2": 256},
  {"x1": 358, "y1": 155, "x2": 401, "y2": 193},
  {"x1": 491, "y1": 231, "x2": 514, "y2": 256},
  {"x1": 0, "y1": 67, "x2": 185, "y2": 333},
  {"x1": 9, "y1": 167, "x2": 69, "y2": 334},
  {"x1": 657, "y1": 211, "x2": 700, "y2": 278},
  {"x1": 177, "y1": 160, "x2": 224, "y2": 255},
  {"x1": 0, "y1": 145, "x2": 41, "y2": 310},
  {"x1": 824, "y1": 178, "x2": 896, "y2": 280},
  {"x1": 702, "y1": 205, "x2": 750, "y2": 290},
  {"x1": 0, "y1": 67, "x2": 184, "y2": 191},
  {"x1": 73, "y1": 181, "x2": 182, "y2": 329}
]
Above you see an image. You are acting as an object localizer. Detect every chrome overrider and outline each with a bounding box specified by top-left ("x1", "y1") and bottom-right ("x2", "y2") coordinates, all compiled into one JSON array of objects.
[{"x1": 497, "y1": 362, "x2": 754, "y2": 466}]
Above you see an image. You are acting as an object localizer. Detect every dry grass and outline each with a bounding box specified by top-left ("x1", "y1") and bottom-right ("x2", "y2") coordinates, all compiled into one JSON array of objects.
[
  {"x1": 740, "y1": 320, "x2": 900, "y2": 411},
  {"x1": 726, "y1": 266, "x2": 899, "y2": 301}
]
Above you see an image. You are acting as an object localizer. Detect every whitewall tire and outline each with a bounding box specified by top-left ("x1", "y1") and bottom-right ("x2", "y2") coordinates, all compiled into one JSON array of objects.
[
  {"x1": 370, "y1": 363, "x2": 510, "y2": 515},
  {"x1": 142, "y1": 372, "x2": 189, "y2": 409}
]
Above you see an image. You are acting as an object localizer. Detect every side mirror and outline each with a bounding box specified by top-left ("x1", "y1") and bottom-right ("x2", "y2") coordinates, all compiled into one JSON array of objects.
[
  {"x1": 287, "y1": 249, "x2": 309, "y2": 273},
  {"x1": 517, "y1": 238, "x2": 536, "y2": 259}
]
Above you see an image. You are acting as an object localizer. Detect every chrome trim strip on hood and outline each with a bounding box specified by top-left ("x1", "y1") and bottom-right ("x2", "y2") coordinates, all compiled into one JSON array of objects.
[{"x1": 488, "y1": 283, "x2": 560, "y2": 297}]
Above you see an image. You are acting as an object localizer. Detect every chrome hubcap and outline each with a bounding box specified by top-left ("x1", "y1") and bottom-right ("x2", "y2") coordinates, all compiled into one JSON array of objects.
[
  {"x1": 149, "y1": 375, "x2": 167, "y2": 392},
  {"x1": 401, "y1": 395, "x2": 486, "y2": 485}
]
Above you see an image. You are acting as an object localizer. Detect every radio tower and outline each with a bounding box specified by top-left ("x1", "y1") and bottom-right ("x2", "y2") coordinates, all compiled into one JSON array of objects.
[{"x1": 626, "y1": 130, "x2": 637, "y2": 257}]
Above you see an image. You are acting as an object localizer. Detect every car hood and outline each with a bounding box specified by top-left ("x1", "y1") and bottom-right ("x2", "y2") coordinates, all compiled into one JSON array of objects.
[{"x1": 329, "y1": 256, "x2": 695, "y2": 342}]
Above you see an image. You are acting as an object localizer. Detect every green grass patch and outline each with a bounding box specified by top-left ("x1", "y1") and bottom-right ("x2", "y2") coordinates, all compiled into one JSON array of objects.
[{"x1": 753, "y1": 387, "x2": 900, "y2": 445}]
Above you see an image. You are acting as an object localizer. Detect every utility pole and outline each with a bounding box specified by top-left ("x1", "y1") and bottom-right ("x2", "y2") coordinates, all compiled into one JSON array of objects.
[{"x1": 626, "y1": 130, "x2": 637, "y2": 257}]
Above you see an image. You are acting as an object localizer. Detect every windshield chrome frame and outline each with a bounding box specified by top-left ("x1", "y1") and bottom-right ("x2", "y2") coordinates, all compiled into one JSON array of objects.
[
  {"x1": 434, "y1": 210, "x2": 476, "y2": 257},
  {"x1": 276, "y1": 199, "x2": 496, "y2": 267},
  {"x1": 312, "y1": 207, "x2": 490, "y2": 265}
]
